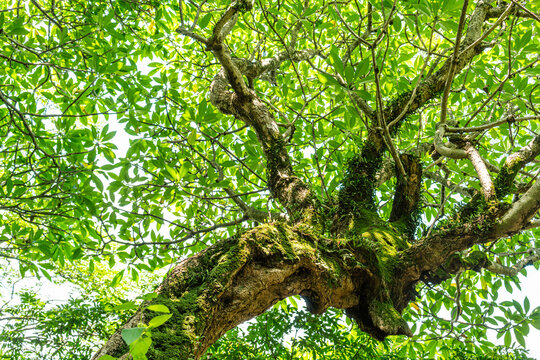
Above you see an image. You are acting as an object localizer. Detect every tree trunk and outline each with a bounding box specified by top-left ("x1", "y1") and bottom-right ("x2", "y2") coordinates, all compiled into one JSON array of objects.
[{"x1": 93, "y1": 218, "x2": 420, "y2": 360}]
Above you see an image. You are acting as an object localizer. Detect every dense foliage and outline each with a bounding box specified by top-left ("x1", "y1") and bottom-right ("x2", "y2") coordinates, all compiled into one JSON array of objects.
[{"x1": 1, "y1": 0, "x2": 539, "y2": 358}]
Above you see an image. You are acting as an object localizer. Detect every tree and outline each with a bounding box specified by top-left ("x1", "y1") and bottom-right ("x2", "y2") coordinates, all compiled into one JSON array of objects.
[{"x1": 0, "y1": 0, "x2": 539, "y2": 359}]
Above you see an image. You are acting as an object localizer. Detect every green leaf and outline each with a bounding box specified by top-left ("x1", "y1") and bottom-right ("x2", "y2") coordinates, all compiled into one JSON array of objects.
[
  {"x1": 121, "y1": 327, "x2": 145, "y2": 346},
  {"x1": 329, "y1": 45, "x2": 344, "y2": 75},
  {"x1": 110, "y1": 270, "x2": 125, "y2": 287},
  {"x1": 165, "y1": 164, "x2": 180, "y2": 182},
  {"x1": 504, "y1": 331, "x2": 512, "y2": 347},
  {"x1": 316, "y1": 72, "x2": 340, "y2": 87},
  {"x1": 114, "y1": 302, "x2": 138, "y2": 311},
  {"x1": 187, "y1": 129, "x2": 197, "y2": 145},
  {"x1": 130, "y1": 336, "x2": 152, "y2": 360},
  {"x1": 8, "y1": 24, "x2": 29, "y2": 35},
  {"x1": 147, "y1": 304, "x2": 170, "y2": 313},
  {"x1": 356, "y1": 58, "x2": 370, "y2": 77},
  {"x1": 356, "y1": 89, "x2": 372, "y2": 101},
  {"x1": 148, "y1": 314, "x2": 172, "y2": 328},
  {"x1": 504, "y1": 280, "x2": 513, "y2": 293},
  {"x1": 98, "y1": 356, "x2": 118, "y2": 360},
  {"x1": 199, "y1": 13, "x2": 213, "y2": 29},
  {"x1": 514, "y1": 328, "x2": 526, "y2": 348},
  {"x1": 393, "y1": 16, "x2": 402, "y2": 32},
  {"x1": 531, "y1": 312, "x2": 540, "y2": 330}
]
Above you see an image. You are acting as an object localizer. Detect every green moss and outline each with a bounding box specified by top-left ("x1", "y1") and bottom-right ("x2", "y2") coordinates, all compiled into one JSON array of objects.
[
  {"x1": 338, "y1": 223, "x2": 409, "y2": 285},
  {"x1": 144, "y1": 233, "x2": 257, "y2": 359},
  {"x1": 337, "y1": 142, "x2": 382, "y2": 214},
  {"x1": 146, "y1": 296, "x2": 201, "y2": 359},
  {"x1": 494, "y1": 161, "x2": 519, "y2": 199},
  {"x1": 368, "y1": 299, "x2": 410, "y2": 336},
  {"x1": 461, "y1": 250, "x2": 489, "y2": 271}
]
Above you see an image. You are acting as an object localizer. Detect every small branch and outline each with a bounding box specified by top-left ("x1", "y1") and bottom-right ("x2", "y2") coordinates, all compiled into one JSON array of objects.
[
  {"x1": 486, "y1": 2, "x2": 539, "y2": 21},
  {"x1": 487, "y1": 249, "x2": 540, "y2": 276},
  {"x1": 386, "y1": 47, "x2": 433, "y2": 128},
  {"x1": 188, "y1": 0, "x2": 207, "y2": 32},
  {"x1": 380, "y1": 2, "x2": 491, "y2": 140},
  {"x1": 440, "y1": 0, "x2": 469, "y2": 126},
  {"x1": 223, "y1": 187, "x2": 287, "y2": 223},
  {"x1": 447, "y1": 115, "x2": 539, "y2": 133},
  {"x1": 509, "y1": 0, "x2": 540, "y2": 22},
  {"x1": 464, "y1": 142, "x2": 495, "y2": 200},
  {"x1": 370, "y1": 47, "x2": 406, "y2": 177},
  {"x1": 176, "y1": 27, "x2": 209, "y2": 45},
  {"x1": 308, "y1": 64, "x2": 376, "y2": 120},
  {"x1": 29, "y1": 0, "x2": 63, "y2": 30},
  {"x1": 212, "y1": 156, "x2": 287, "y2": 223},
  {"x1": 463, "y1": 60, "x2": 538, "y2": 127},
  {"x1": 433, "y1": 124, "x2": 467, "y2": 159},
  {"x1": 525, "y1": 219, "x2": 540, "y2": 230},
  {"x1": 424, "y1": 172, "x2": 474, "y2": 198}
]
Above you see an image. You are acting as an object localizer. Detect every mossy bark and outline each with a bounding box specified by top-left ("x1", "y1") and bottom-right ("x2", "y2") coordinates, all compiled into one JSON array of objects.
[{"x1": 93, "y1": 220, "x2": 417, "y2": 360}]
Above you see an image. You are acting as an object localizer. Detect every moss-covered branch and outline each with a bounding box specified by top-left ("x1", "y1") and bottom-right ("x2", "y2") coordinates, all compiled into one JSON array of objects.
[
  {"x1": 389, "y1": 154, "x2": 422, "y2": 239},
  {"x1": 494, "y1": 135, "x2": 540, "y2": 198},
  {"x1": 94, "y1": 220, "x2": 417, "y2": 360}
]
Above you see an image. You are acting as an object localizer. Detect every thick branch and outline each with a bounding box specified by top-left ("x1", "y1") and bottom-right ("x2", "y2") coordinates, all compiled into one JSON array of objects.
[
  {"x1": 496, "y1": 179, "x2": 540, "y2": 236},
  {"x1": 209, "y1": 71, "x2": 314, "y2": 217},
  {"x1": 402, "y1": 177, "x2": 540, "y2": 284},
  {"x1": 199, "y1": 4, "x2": 315, "y2": 218},
  {"x1": 464, "y1": 142, "x2": 495, "y2": 200},
  {"x1": 494, "y1": 134, "x2": 540, "y2": 197},
  {"x1": 94, "y1": 223, "x2": 412, "y2": 359},
  {"x1": 389, "y1": 154, "x2": 422, "y2": 239}
]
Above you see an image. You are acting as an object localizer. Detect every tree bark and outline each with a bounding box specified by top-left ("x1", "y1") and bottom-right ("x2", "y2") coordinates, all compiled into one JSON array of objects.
[{"x1": 93, "y1": 220, "x2": 416, "y2": 360}]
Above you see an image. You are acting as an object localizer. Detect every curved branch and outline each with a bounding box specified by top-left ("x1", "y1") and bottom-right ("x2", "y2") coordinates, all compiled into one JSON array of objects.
[
  {"x1": 207, "y1": 64, "x2": 315, "y2": 217},
  {"x1": 464, "y1": 142, "x2": 495, "y2": 200},
  {"x1": 487, "y1": 248, "x2": 540, "y2": 276},
  {"x1": 496, "y1": 179, "x2": 540, "y2": 236},
  {"x1": 494, "y1": 134, "x2": 540, "y2": 197},
  {"x1": 94, "y1": 223, "x2": 412, "y2": 359},
  {"x1": 433, "y1": 124, "x2": 467, "y2": 159}
]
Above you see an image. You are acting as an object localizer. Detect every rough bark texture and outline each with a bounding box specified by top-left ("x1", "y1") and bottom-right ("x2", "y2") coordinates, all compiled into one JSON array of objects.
[{"x1": 93, "y1": 221, "x2": 414, "y2": 359}]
